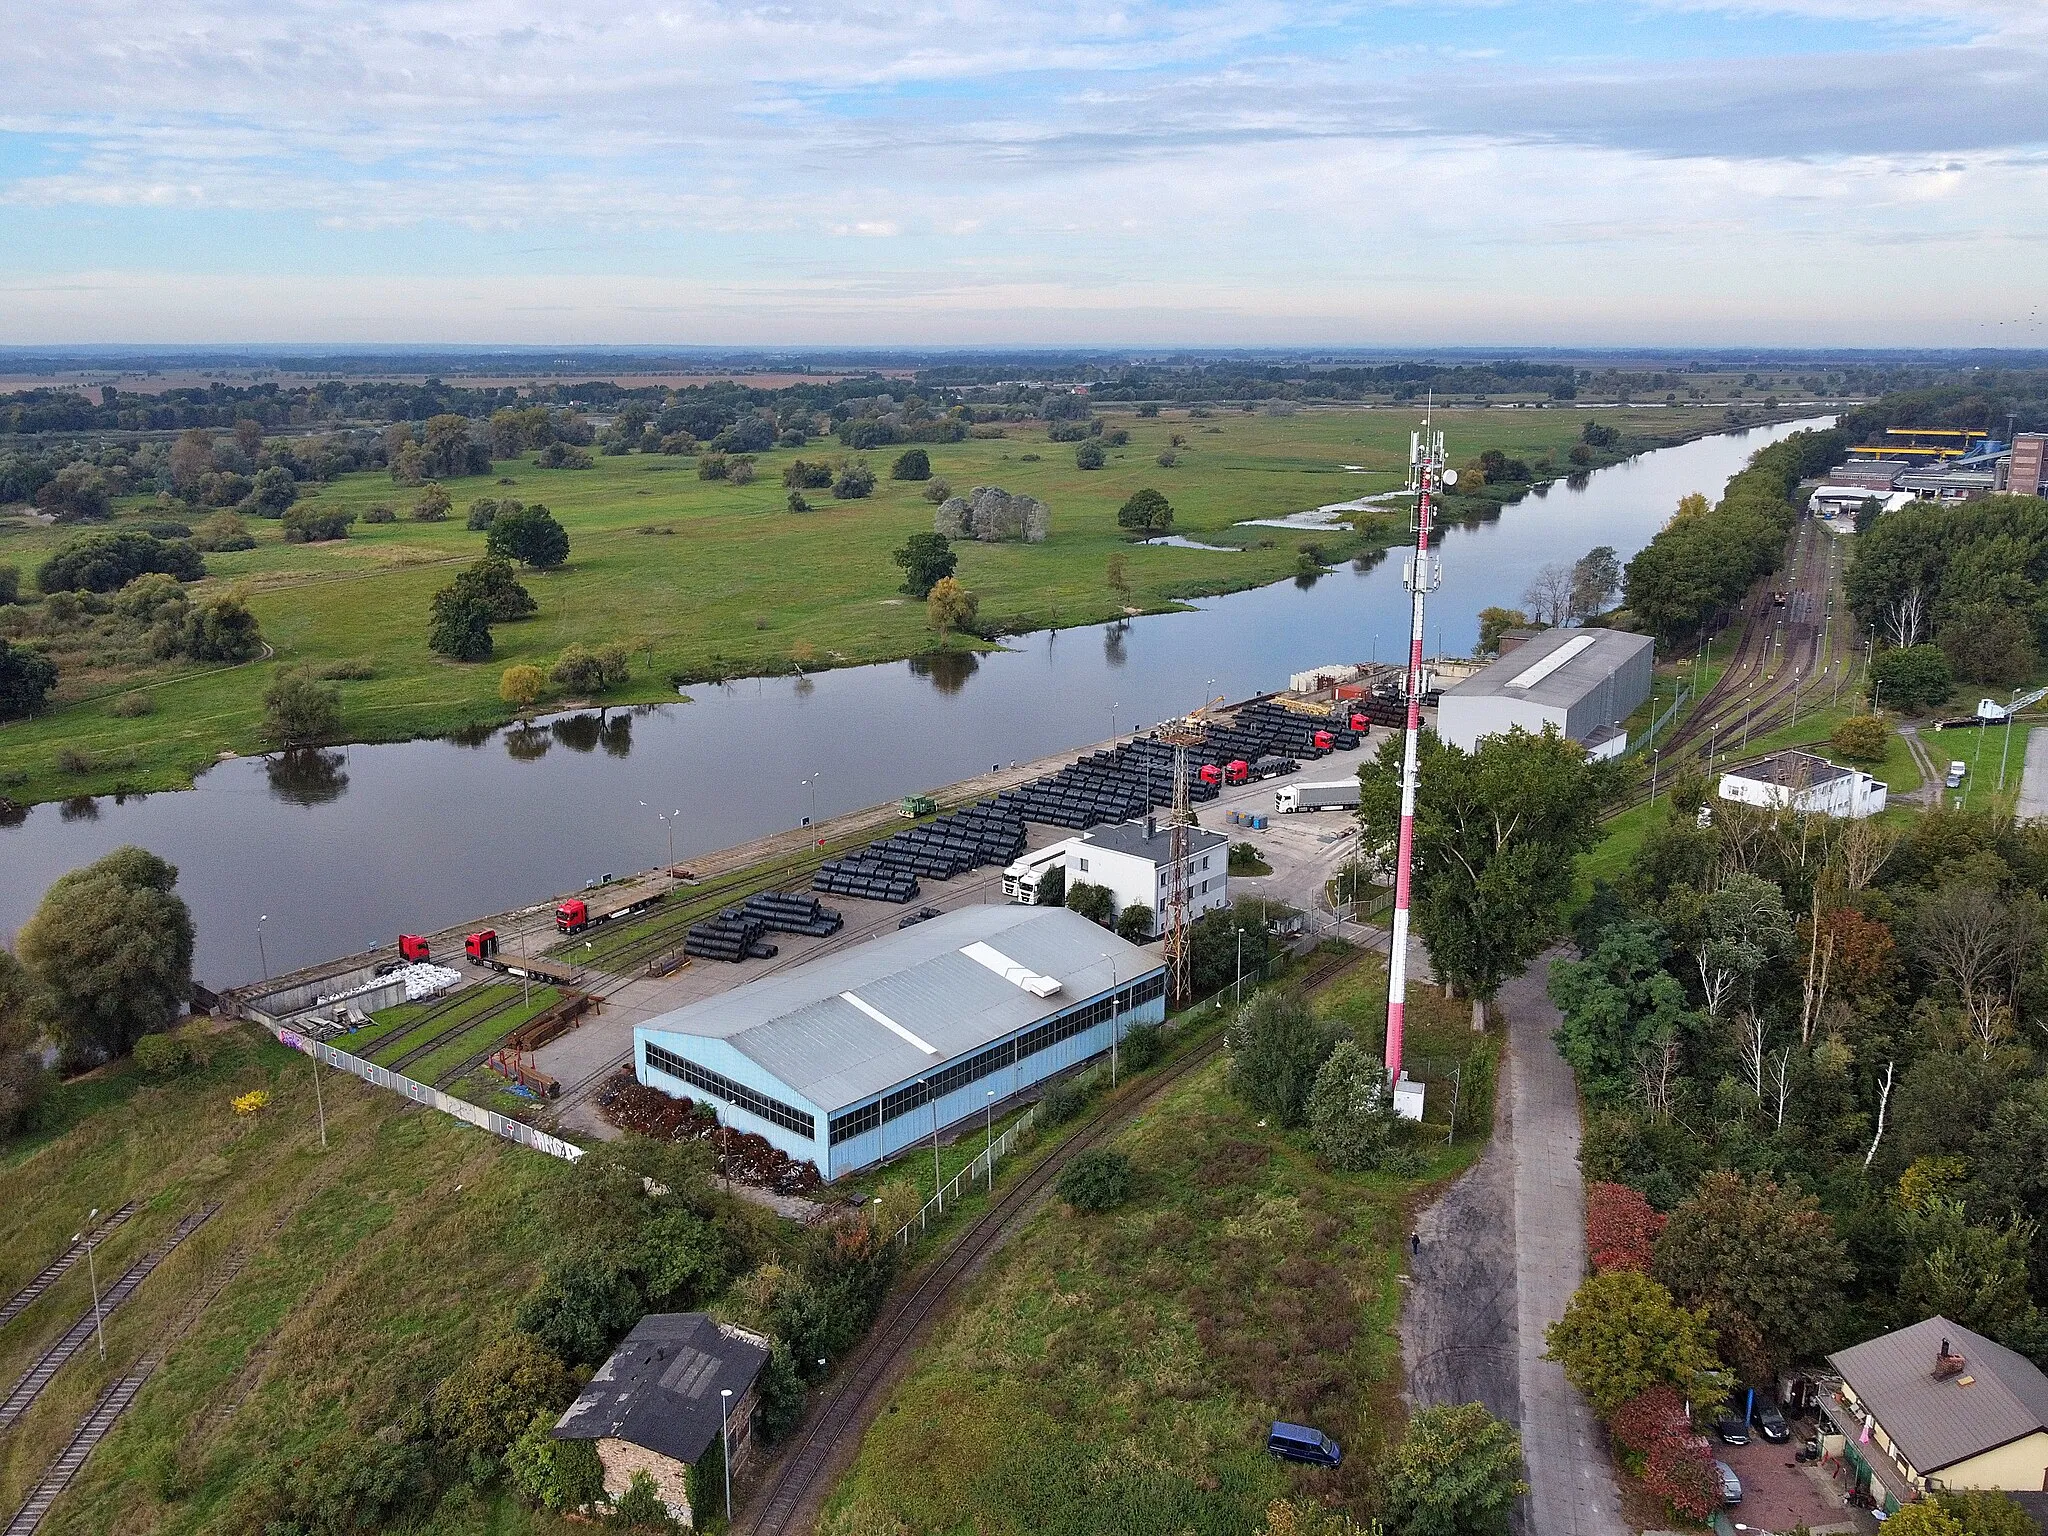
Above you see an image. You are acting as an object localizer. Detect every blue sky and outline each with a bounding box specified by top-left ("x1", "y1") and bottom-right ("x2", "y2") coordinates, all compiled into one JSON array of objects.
[{"x1": 1, "y1": 0, "x2": 2044, "y2": 345}]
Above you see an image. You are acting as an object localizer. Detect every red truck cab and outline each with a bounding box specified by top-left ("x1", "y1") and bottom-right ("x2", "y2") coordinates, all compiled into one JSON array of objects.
[
  {"x1": 1313, "y1": 729, "x2": 1334, "y2": 751},
  {"x1": 1198, "y1": 763, "x2": 1222, "y2": 786},
  {"x1": 556, "y1": 899, "x2": 589, "y2": 934},
  {"x1": 1225, "y1": 760, "x2": 1250, "y2": 785},
  {"x1": 1349, "y1": 713, "x2": 1369, "y2": 733},
  {"x1": 398, "y1": 934, "x2": 431, "y2": 962},
  {"x1": 465, "y1": 929, "x2": 498, "y2": 961}
]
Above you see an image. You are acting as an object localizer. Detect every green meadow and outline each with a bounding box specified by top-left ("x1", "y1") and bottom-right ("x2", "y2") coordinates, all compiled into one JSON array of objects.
[{"x1": 0, "y1": 406, "x2": 1690, "y2": 805}]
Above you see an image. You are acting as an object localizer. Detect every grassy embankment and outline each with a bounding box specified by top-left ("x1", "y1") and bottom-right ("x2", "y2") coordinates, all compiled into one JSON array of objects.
[
  {"x1": 818, "y1": 953, "x2": 1492, "y2": 1536},
  {"x1": 0, "y1": 407, "x2": 1697, "y2": 805},
  {"x1": 0, "y1": 1025, "x2": 577, "y2": 1536}
]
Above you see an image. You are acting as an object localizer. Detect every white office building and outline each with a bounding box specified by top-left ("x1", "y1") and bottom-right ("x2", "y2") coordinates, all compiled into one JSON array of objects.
[
  {"x1": 1718, "y1": 751, "x2": 1888, "y2": 820},
  {"x1": 1063, "y1": 819, "x2": 1229, "y2": 938}
]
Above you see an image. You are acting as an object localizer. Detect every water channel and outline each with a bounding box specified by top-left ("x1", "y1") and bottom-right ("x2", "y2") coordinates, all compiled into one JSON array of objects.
[{"x1": 2, "y1": 418, "x2": 1831, "y2": 986}]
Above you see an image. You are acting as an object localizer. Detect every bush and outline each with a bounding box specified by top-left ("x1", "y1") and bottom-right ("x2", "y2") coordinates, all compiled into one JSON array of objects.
[
  {"x1": 506, "y1": 1410, "x2": 607, "y2": 1513},
  {"x1": 1587, "y1": 1181, "x2": 1665, "y2": 1273},
  {"x1": 833, "y1": 461, "x2": 877, "y2": 500},
  {"x1": 0, "y1": 639, "x2": 58, "y2": 721},
  {"x1": 411, "y1": 483, "x2": 452, "y2": 521},
  {"x1": 263, "y1": 667, "x2": 342, "y2": 747},
  {"x1": 1040, "y1": 1072, "x2": 1093, "y2": 1126},
  {"x1": 466, "y1": 498, "x2": 500, "y2": 530},
  {"x1": 431, "y1": 1334, "x2": 579, "y2": 1477},
  {"x1": 1119, "y1": 1021, "x2": 1163, "y2": 1071},
  {"x1": 787, "y1": 490, "x2": 811, "y2": 514},
  {"x1": 782, "y1": 459, "x2": 833, "y2": 489},
  {"x1": 1305, "y1": 1039, "x2": 1399, "y2": 1172},
  {"x1": 891, "y1": 448, "x2": 931, "y2": 481},
  {"x1": 0, "y1": 564, "x2": 17, "y2": 605},
  {"x1": 233, "y1": 1433, "x2": 433, "y2": 1536},
  {"x1": 1075, "y1": 440, "x2": 1106, "y2": 470},
  {"x1": 188, "y1": 509, "x2": 258, "y2": 551},
  {"x1": 922, "y1": 477, "x2": 951, "y2": 503},
  {"x1": 535, "y1": 442, "x2": 592, "y2": 469},
  {"x1": 281, "y1": 504, "x2": 357, "y2": 543},
  {"x1": 1870, "y1": 643, "x2": 1951, "y2": 711},
  {"x1": 698, "y1": 452, "x2": 730, "y2": 481},
  {"x1": 728, "y1": 455, "x2": 757, "y2": 485},
  {"x1": 515, "y1": 1250, "x2": 643, "y2": 1367},
  {"x1": 1380, "y1": 1403, "x2": 1527, "y2": 1536},
  {"x1": 551, "y1": 643, "x2": 631, "y2": 694},
  {"x1": 1227, "y1": 990, "x2": 1342, "y2": 1129},
  {"x1": 109, "y1": 690, "x2": 156, "y2": 718},
  {"x1": 1056, "y1": 1149, "x2": 1132, "y2": 1211},
  {"x1": 38, "y1": 531, "x2": 203, "y2": 594},
  {"x1": 132, "y1": 1029, "x2": 205, "y2": 1077},
  {"x1": 361, "y1": 504, "x2": 396, "y2": 524},
  {"x1": 1064, "y1": 880, "x2": 1115, "y2": 927},
  {"x1": 500, "y1": 664, "x2": 546, "y2": 708},
  {"x1": 1115, "y1": 902, "x2": 1153, "y2": 942},
  {"x1": 1831, "y1": 713, "x2": 1889, "y2": 761},
  {"x1": 311, "y1": 656, "x2": 375, "y2": 681}
]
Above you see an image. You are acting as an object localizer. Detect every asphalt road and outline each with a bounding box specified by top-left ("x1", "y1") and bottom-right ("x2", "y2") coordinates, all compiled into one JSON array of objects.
[
  {"x1": 1403, "y1": 955, "x2": 1628, "y2": 1536},
  {"x1": 2020, "y1": 728, "x2": 2048, "y2": 822}
]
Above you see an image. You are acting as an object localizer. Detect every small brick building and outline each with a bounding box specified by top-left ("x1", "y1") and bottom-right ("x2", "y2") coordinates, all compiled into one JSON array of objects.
[{"x1": 552, "y1": 1313, "x2": 771, "y2": 1527}]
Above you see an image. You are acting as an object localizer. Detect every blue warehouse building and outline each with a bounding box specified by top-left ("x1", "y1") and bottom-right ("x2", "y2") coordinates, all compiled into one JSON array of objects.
[{"x1": 634, "y1": 905, "x2": 1166, "y2": 1181}]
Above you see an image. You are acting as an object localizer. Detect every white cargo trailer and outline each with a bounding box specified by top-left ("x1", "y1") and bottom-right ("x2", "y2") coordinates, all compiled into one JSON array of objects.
[{"x1": 1274, "y1": 780, "x2": 1360, "y2": 813}]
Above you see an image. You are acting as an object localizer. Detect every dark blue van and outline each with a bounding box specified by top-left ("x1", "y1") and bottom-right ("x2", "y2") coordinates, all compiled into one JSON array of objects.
[{"x1": 1267, "y1": 1422, "x2": 1341, "y2": 1467}]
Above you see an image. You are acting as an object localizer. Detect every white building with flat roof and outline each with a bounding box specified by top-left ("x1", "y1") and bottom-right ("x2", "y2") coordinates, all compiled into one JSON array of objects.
[
  {"x1": 1063, "y1": 818, "x2": 1228, "y2": 938},
  {"x1": 1718, "y1": 751, "x2": 1887, "y2": 819}
]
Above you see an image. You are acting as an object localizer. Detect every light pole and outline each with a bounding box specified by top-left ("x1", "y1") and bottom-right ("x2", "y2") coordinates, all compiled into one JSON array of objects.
[
  {"x1": 642, "y1": 803, "x2": 682, "y2": 870},
  {"x1": 801, "y1": 773, "x2": 822, "y2": 830},
  {"x1": 984, "y1": 1089, "x2": 996, "y2": 1187},
  {"x1": 1651, "y1": 747, "x2": 1661, "y2": 805},
  {"x1": 919, "y1": 1079, "x2": 939, "y2": 1202},
  {"x1": 257, "y1": 914, "x2": 269, "y2": 981},
  {"x1": 75, "y1": 1211, "x2": 105, "y2": 1362},
  {"x1": 1110, "y1": 701, "x2": 1118, "y2": 745},
  {"x1": 719, "y1": 1388, "x2": 733, "y2": 1521},
  {"x1": 1234, "y1": 925, "x2": 1244, "y2": 1006},
  {"x1": 1101, "y1": 955, "x2": 1120, "y2": 1088}
]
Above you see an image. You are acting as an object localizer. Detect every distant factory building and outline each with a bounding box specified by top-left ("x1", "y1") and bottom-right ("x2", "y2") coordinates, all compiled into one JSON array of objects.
[
  {"x1": 634, "y1": 906, "x2": 1164, "y2": 1181},
  {"x1": 1063, "y1": 818, "x2": 1229, "y2": 939},
  {"x1": 1433, "y1": 627, "x2": 1654, "y2": 759},
  {"x1": 1718, "y1": 751, "x2": 1888, "y2": 820},
  {"x1": 2007, "y1": 433, "x2": 2046, "y2": 498},
  {"x1": 1826, "y1": 460, "x2": 1913, "y2": 493}
]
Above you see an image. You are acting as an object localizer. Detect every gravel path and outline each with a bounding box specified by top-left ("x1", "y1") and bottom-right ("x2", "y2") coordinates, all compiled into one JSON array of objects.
[{"x1": 2020, "y1": 728, "x2": 2048, "y2": 822}]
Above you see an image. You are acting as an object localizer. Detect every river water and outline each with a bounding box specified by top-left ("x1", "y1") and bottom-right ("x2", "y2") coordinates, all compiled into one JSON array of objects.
[{"x1": 2, "y1": 418, "x2": 1830, "y2": 986}]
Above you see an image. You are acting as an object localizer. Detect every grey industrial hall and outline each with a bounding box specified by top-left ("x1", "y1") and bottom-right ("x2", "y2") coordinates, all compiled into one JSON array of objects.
[{"x1": 1434, "y1": 627, "x2": 1654, "y2": 757}]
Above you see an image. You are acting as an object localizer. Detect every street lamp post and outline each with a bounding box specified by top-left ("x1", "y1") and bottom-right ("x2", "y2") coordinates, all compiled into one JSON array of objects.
[
  {"x1": 719, "y1": 1388, "x2": 733, "y2": 1521},
  {"x1": 256, "y1": 914, "x2": 269, "y2": 981},
  {"x1": 984, "y1": 1089, "x2": 996, "y2": 1188},
  {"x1": 1651, "y1": 747, "x2": 1661, "y2": 805},
  {"x1": 919, "y1": 1079, "x2": 939, "y2": 1203},
  {"x1": 1110, "y1": 701, "x2": 1118, "y2": 745},
  {"x1": 75, "y1": 1212, "x2": 105, "y2": 1362}
]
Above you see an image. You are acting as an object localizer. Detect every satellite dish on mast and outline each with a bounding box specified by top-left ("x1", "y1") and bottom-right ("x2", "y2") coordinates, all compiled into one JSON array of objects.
[{"x1": 1442, "y1": 469, "x2": 1459, "y2": 486}]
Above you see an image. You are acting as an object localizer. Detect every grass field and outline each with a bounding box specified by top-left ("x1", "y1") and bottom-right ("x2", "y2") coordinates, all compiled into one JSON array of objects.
[
  {"x1": 0, "y1": 1025, "x2": 578, "y2": 1536},
  {"x1": 0, "y1": 406, "x2": 1700, "y2": 805},
  {"x1": 819, "y1": 955, "x2": 1489, "y2": 1536}
]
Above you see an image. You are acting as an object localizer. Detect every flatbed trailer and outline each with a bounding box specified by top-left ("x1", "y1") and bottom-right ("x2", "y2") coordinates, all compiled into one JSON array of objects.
[{"x1": 555, "y1": 881, "x2": 665, "y2": 934}]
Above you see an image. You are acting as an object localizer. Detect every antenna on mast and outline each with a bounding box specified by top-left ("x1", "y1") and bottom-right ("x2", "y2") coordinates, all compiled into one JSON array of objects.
[{"x1": 1383, "y1": 403, "x2": 1453, "y2": 1121}]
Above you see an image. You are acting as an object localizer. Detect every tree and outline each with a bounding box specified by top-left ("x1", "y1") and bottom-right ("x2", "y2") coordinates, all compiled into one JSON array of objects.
[
  {"x1": 1543, "y1": 1269, "x2": 1724, "y2": 1418},
  {"x1": 281, "y1": 504, "x2": 356, "y2": 542},
  {"x1": 515, "y1": 1250, "x2": 643, "y2": 1367},
  {"x1": 1869, "y1": 644, "x2": 1951, "y2": 711},
  {"x1": 428, "y1": 588, "x2": 494, "y2": 662},
  {"x1": 263, "y1": 667, "x2": 342, "y2": 747},
  {"x1": 467, "y1": 497, "x2": 501, "y2": 530},
  {"x1": 0, "y1": 949, "x2": 52, "y2": 1138},
  {"x1": 1380, "y1": 1403, "x2": 1527, "y2": 1536},
  {"x1": 1034, "y1": 865, "x2": 1065, "y2": 906},
  {"x1": 245, "y1": 465, "x2": 298, "y2": 517},
  {"x1": 1570, "y1": 545, "x2": 1622, "y2": 619},
  {"x1": 0, "y1": 639, "x2": 58, "y2": 721},
  {"x1": 1115, "y1": 902, "x2": 1153, "y2": 942},
  {"x1": 1227, "y1": 990, "x2": 1343, "y2": 1129},
  {"x1": 1106, "y1": 552, "x2": 1131, "y2": 608},
  {"x1": 1549, "y1": 921, "x2": 1697, "y2": 1104},
  {"x1": 922, "y1": 476, "x2": 951, "y2": 503},
  {"x1": 1522, "y1": 562, "x2": 1576, "y2": 627},
  {"x1": 1587, "y1": 1181, "x2": 1666, "y2": 1273},
  {"x1": 38, "y1": 530, "x2": 203, "y2": 594},
  {"x1": 418, "y1": 413, "x2": 491, "y2": 478},
  {"x1": 1063, "y1": 879, "x2": 1114, "y2": 927},
  {"x1": 35, "y1": 463, "x2": 112, "y2": 522},
  {"x1": 16, "y1": 846, "x2": 194, "y2": 1065},
  {"x1": 1927, "y1": 1492, "x2": 2038, "y2": 1536},
  {"x1": 449, "y1": 555, "x2": 537, "y2": 622},
  {"x1": 890, "y1": 448, "x2": 931, "y2": 481},
  {"x1": 501, "y1": 664, "x2": 545, "y2": 708},
  {"x1": 1832, "y1": 713, "x2": 1890, "y2": 762},
  {"x1": 1911, "y1": 883, "x2": 2034, "y2": 1057},
  {"x1": 412, "y1": 482, "x2": 453, "y2": 521},
  {"x1": 1361, "y1": 725, "x2": 1618, "y2": 1018},
  {"x1": 506, "y1": 1410, "x2": 607, "y2": 1513},
  {"x1": 1116, "y1": 488, "x2": 1173, "y2": 537},
  {"x1": 1474, "y1": 606, "x2": 1529, "y2": 656},
  {"x1": 786, "y1": 489, "x2": 810, "y2": 514},
  {"x1": 926, "y1": 577, "x2": 977, "y2": 641},
  {"x1": 1652, "y1": 1170, "x2": 1853, "y2": 1379},
  {"x1": 1306, "y1": 1038, "x2": 1399, "y2": 1172},
  {"x1": 833, "y1": 461, "x2": 876, "y2": 499},
  {"x1": 488, "y1": 503, "x2": 570, "y2": 569},
  {"x1": 892, "y1": 532, "x2": 956, "y2": 598},
  {"x1": 180, "y1": 591, "x2": 264, "y2": 661},
  {"x1": 1897, "y1": 1196, "x2": 2038, "y2": 1339},
  {"x1": 552, "y1": 644, "x2": 631, "y2": 694},
  {"x1": 0, "y1": 564, "x2": 17, "y2": 604},
  {"x1": 1056, "y1": 1149, "x2": 1132, "y2": 1211},
  {"x1": 431, "y1": 1335, "x2": 578, "y2": 1478},
  {"x1": 1075, "y1": 439, "x2": 1106, "y2": 470},
  {"x1": 1885, "y1": 1506, "x2": 1968, "y2": 1536}
]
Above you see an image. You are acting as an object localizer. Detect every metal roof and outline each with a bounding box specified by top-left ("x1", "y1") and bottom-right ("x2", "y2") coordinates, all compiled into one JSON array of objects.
[
  {"x1": 553, "y1": 1313, "x2": 769, "y2": 1465},
  {"x1": 1441, "y1": 627, "x2": 1653, "y2": 712},
  {"x1": 1828, "y1": 1317, "x2": 2048, "y2": 1474},
  {"x1": 1726, "y1": 750, "x2": 1854, "y2": 789},
  {"x1": 638, "y1": 905, "x2": 1162, "y2": 1113},
  {"x1": 1084, "y1": 820, "x2": 1229, "y2": 863}
]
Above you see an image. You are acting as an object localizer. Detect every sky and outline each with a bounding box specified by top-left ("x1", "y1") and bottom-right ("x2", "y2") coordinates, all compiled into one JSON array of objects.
[{"x1": 1, "y1": 0, "x2": 2045, "y2": 347}]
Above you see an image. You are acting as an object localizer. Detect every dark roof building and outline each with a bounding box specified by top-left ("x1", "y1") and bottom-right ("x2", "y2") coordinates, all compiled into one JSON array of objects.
[
  {"x1": 555, "y1": 1313, "x2": 770, "y2": 1468},
  {"x1": 1823, "y1": 1317, "x2": 2048, "y2": 1509}
]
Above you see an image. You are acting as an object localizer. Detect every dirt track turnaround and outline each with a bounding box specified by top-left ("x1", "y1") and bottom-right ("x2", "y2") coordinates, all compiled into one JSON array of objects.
[{"x1": 731, "y1": 948, "x2": 1362, "y2": 1536}]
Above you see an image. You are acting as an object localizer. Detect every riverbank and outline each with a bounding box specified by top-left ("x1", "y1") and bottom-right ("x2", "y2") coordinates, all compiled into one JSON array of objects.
[{"x1": 0, "y1": 406, "x2": 1794, "y2": 809}]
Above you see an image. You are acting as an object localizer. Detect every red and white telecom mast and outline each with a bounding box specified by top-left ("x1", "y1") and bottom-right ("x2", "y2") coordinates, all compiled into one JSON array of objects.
[{"x1": 1384, "y1": 412, "x2": 1453, "y2": 1107}]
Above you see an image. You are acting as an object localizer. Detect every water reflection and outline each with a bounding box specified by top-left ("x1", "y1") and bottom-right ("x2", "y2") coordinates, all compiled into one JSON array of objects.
[
  {"x1": 59, "y1": 796, "x2": 99, "y2": 821},
  {"x1": 908, "y1": 650, "x2": 979, "y2": 694},
  {"x1": 552, "y1": 714, "x2": 603, "y2": 753},
  {"x1": 600, "y1": 714, "x2": 633, "y2": 758},
  {"x1": 450, "y1": 721, "x2": 498, "y2": 749},
  {"x1": 266, "y1": 749, "x2": 350, "y2": 806},
  {"x1": 505, "y1": 724, "x2": 552, "y2": 761},
  {"x1": 1103, "y1": 623, "x2": 1127, "y2": 668}
]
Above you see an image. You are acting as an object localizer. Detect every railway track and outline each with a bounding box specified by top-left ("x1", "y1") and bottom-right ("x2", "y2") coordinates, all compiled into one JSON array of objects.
[
  {"x1": 0, "y1": 1205, "x2": 138, "y2": 1333},
  {"x1": 384, "y1": 991, "x2": 526, "y2": 1077},
  {"x1": 730, "y1": 944, "x2": 1362, "y2": 1536}
]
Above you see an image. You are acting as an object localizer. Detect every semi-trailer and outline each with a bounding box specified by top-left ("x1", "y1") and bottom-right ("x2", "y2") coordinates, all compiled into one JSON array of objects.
[
  {"x1": 465, "y1": 930, "x2": 580, "y2": 985},
  {"x1": 1275, "y1": 780, "x2": 1361, "y2": 813},
  {"x1": 555, "y1": 881, "x2": 664, "y2": 934}
]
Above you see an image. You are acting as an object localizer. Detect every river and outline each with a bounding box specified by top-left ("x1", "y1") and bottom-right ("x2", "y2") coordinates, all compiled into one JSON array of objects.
[{"x1": 1, "y1": 418, "x2": 1831, "y2": 986}]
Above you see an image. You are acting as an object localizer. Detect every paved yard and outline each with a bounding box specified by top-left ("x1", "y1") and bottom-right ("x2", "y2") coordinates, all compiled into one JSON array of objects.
[{"x1": 1716, "y1": 1435, "x2": 1863, "y2": 1534}]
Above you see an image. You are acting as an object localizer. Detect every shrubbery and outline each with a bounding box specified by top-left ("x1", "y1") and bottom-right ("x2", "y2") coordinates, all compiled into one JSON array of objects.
[
  {"x1": 281, "y1": 504, "x2": 357, "y2": 543},
  {"x1": 37, "y1": 530, "x2": 203, "y2": 594},
  {"x1": 1056, "y1": 1148, "x2": 1132, "y2": 1211}
]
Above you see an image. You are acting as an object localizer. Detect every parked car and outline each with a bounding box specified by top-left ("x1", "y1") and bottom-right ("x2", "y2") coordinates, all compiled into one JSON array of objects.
[
  {"x1": 1946, "y1": 761, "x2": 1967, "y2": 789},
  {"x1": 1714, "y1": 1415, "x2": 1751, "y2": 1445},
  {"x1": 1715, "y1": 1459, "x2": 1743, "y2": 1506},
  {"x1": 1267, "y1": 1422, "x2": 1341, "y2": 1467},
  {"x1": 1754, "y1": 1397, "x2": 1790, "y2": 1443}
]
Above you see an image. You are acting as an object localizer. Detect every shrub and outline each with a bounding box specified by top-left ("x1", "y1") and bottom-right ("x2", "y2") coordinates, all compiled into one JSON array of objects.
[
  {"x1": 551, "y1": 643, "x2": 631, "y2": 694},
  {"x1": 1380, "y1": 1403, "x2": 1527, "y2": 1536},
  {"x1": 310, "y1": 656, "x2": 375, "y2": 681},
  {"x1": 922, "y1": 476, "x2": 951, "y2": 503},
  {"x1": 729, "y1": 455, "x2": 757, "y2": 485},
  {"x1": 361, "y1": 504, "x2": 396, "y2": 524},
  {"x1": 245, "y1": 465, "x2": 299, "y2": 517},
  {"x1": 1831, "y1": 712, "x2": 1890, "y2": 762},
  {"x1": 281, "y1": 504, "x2": 357, "y2": 543},
  {"x1": 834, "y1": 461, "x2": 876, "y2": 500},
  {"x1": 231, "y1": 1433, "x2": 433, "y2": 1536},
  {"x1": 466, "y1": 498, "x2": 500, "y2": 530},
  {"x1": 1119, "y1": 1021, "x2": 1162, "y2": 1071},
  {"x1": 1587, "y1": 1181, "x2": 1665, "y2": 1273},
  {"x1": 1870, "y1": 644, "x2": 1950, "y2": 711},
  {"x1": 1115, "y1": 902, "x2": 1153, "y2": 942},
  {"x1": 515, "y1": 1250, "x2": 643, "y2": 1367},
  {"x1": 1305, "y1": 1039, "x2": 1399, "y2": 1172},
  {"x1": 506, "y1": 1410, "x2": 607, "y2": 1513},
  {"x1": 0, "y1": 564, "x2": 17, "y2": 605},
  {"x1": 500, "y1": 664, "x2": 546, "y2": 708},
  {"x1": 1075, "y1": 440, "x2": 1106, "y2": 470},
  {"x1": 1227, "y1": 990, "x2": 1342, "y2": 1129},
  {"x1": 0, "y1": 640, "x2": 59, "y2": 721},
  {"x1": 411, "y1": 483, "x2": 452, "y2": 521},
  {"x1": 431, "y1": 1334, "x2": 579, "y2": 1477},
  {"x1": 109, "y1": 690, "x2": 156, "y2": 718},
  {"x1": 698, "y1": 452, "x2": 731, "y2": 481},
  {"x1": 782, "y1": 459, "x2": 833, "y2": 489},
  {"x1": 263, "y1": 667, "x2": 342, "y2": 747},
  {"x1": 787, "y1": 490, "x2": 811, "y2": 514},
  {"x1": 38, "y1": 531, "x2": 203, "y2": 594},
  {"x1": 1064, "y1": 880, "x2": 1115, "y2": 927},
  {"x1": 1156, "y1": 450, "x2": 1177, "y2": 467},
  {"x1": 133, "y1": 1030, "x2": 204, "y2": 1077},
  {"x1": 1056, "y1": 1148, "x2": 1132, "y2": 1211},
  {"x1": 1040, "y1": 1072, "x2": 1092, "y2": 1126},
  {"x1": 891, "y1": 448, "x2": 931, "y2": 481},
  {"x1": 534, "y1": 442, "x2": 592, "y2": 469}
]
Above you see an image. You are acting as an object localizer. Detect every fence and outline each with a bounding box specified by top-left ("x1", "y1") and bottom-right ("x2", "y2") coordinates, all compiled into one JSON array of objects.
[
  {"x1": 1637, "y1": 683, "x2": 1691, "y2": 755},
  {"x1": 889, "y1": 1103, "x2": 1040, "y2": 1250},
  {"x1": 266, "y1": 1025, "x2": 586, "y2": 1164}
]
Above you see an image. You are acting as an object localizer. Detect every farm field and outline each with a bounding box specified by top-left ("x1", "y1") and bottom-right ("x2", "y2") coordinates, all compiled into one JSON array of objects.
[
  {"x1": 0, "y1": 1025, "x2": 578, "y2": 1536},
  {"x1": 0, "y1": 406, "x2": 1701, "y2": 804},
  {"x1": 819, "y1": 955, "x2": 1491, "y2": 1536}
]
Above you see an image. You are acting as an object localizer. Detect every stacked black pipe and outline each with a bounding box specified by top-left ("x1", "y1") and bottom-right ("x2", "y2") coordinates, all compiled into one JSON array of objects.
[
  {"x1": 865, "y1": 803, "x2": 1027, "y2": 876},
  {"x1": 685, "y1": 909, "x2": 780, "y2": 962},
  {"x1": 814, "y1": 859, "x2": 920, "y2": 903},
  {"x1": 741, "y1": 891, "x2": 844, "y2": 938}
]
